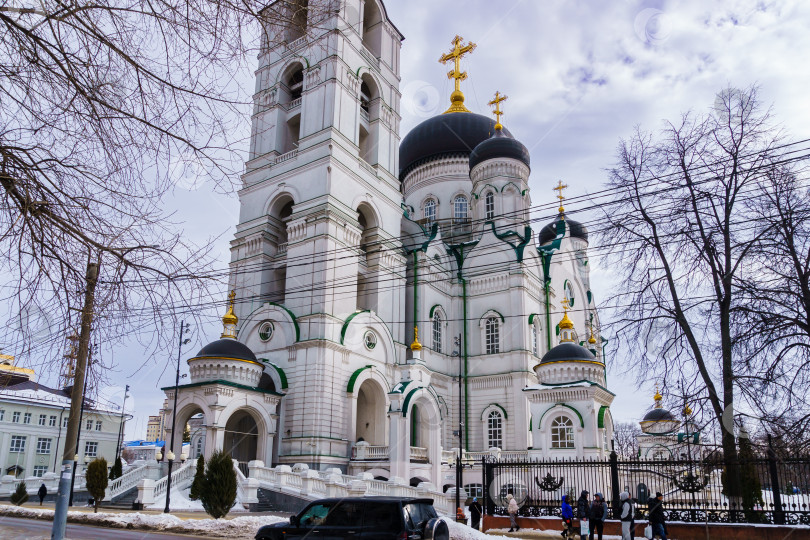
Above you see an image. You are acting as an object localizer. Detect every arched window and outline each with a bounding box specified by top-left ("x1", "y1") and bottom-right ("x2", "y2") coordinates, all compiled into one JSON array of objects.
[
  {"x1": 423, "y1": 199, "x2": 436, "y2": 225},
  {"x1": 487, "y1": 411, "x2": 503, "y2": 449},
  {"x1": 485, "y1": 317, "x2": 499, "y2": 354},
  {"x1": 432, "y1": 311, "x2": 442, "y2": 354},
  {"x1": 287, "y1": 67, "x2": 304, "y2": 102},
  {"x1": 453, "y1": 195, "x2": 468, "y2": 223},
  {"x1": 551, "y1": 416, "x2": 574, "y2": 449},
  {"x1": 485, "y1": 191, "x2": 495, "y2": 220},
  {"x1": 360, "y1": 81, "x2": 371, "y2": 114},
  {"x1": 531, "y1": 323, "x2": 538, "y2": 356}
]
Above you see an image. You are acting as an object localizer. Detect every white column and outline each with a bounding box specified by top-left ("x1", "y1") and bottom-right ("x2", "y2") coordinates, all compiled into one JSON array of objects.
[{"x1": 387, "y1": 411, "x2": 409, "y2": 480}]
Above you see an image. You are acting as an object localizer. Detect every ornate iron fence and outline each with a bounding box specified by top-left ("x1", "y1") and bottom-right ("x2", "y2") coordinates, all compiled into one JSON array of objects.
[{"x1": 482, "y1": 450, "x2": 810, "y2": 525}]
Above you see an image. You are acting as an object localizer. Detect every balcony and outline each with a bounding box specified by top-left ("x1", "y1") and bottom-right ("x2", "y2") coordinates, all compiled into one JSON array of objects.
[
  {"x1": 285, "y1": 35, "x2": 307, "y2": 52},
  {"x1": 274, "y1": 149, "x2": 298, "y2": 165},
  {"x1": 287, "y1": 97, "x2": 302, "y2": 111},
  {"x1": 360, "y1": 46, "x2": 380, "y2": 69},
  {"x1": 409, "y1": 446, "x2": 428, "y2": 463},
  {"x1": 360, "y1": 108, "x2": 370, "y2": 122},
  {"x1": 276, "y1": 242, "x2": 288, "y2": 256},
  {"x1": 351, "y1": 444, "x2": 389, "y2": 461}
]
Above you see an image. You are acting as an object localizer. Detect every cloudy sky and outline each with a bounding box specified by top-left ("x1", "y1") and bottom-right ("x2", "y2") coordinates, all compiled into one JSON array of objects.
[{"x1": 10, "y1": 0, "x2": 809, "y2": 440}]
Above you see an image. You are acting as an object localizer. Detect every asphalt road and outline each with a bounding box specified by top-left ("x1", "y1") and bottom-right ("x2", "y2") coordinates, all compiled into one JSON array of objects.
[{"x1": 0, "y1": 516, "x2": 217, "y2": 540}]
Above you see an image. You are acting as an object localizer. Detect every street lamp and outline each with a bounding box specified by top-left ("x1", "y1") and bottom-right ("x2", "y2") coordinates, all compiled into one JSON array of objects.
[
  {"x1": 115, "y1": 385, "x2": 131, "y2": 462},
  {"x1": 451, "y1": 334, "x2": 466, "y2": 523},
  {"x1": 164, "y1": 320, "x2": 191, "y2": 513}
]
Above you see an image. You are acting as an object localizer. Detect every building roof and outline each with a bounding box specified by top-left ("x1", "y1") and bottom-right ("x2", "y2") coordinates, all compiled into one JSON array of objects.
[
  {"x1": 0, "y1": 379, "x2": 119, "y2": 414},
  {"x1": 469, "y1": 128, "x2": 530, "y2": 171},
  {"x1": 641, "y1": 408, "x2": 677, "y2": 422},
  {"x1": 399, "y1": 112, "x2": 512, "y2": 180},
  {"x1": 538, "y1": 216, "x2": 589, "y2": 244},
  {"x1": 190, "y1": 338, "x2": 259, "y2": 364},
  {"x1": 538, "y1": 341, "x2": 600, "y2": 364}
]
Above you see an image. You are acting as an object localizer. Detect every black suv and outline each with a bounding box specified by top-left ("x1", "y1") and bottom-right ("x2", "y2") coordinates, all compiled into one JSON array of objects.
[{"x1": 255, "y1": 496, "x2": 449, "y2": 540}]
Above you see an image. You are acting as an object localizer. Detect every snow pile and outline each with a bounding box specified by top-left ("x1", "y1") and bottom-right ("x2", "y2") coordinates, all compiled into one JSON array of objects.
[
  {"x1": 146, "y1": 487, "x2": 205, "y2": 511},
  {"x1": 0, "y1": 504, "x2": 286, "y2": 538},
  {"x1": 446, "y1": 520, "x2": 512, "y2": 539}
]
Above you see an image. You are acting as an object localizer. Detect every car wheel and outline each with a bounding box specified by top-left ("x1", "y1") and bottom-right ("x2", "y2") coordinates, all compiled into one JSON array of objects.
[{"x1": 423, "y1": 518, "x2": 449, "y2": 540}]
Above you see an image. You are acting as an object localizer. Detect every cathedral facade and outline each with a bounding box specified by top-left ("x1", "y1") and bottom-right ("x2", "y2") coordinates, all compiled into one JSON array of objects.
[{"x1": 164, "y1": 0, "x2": 614, "y2": 489}]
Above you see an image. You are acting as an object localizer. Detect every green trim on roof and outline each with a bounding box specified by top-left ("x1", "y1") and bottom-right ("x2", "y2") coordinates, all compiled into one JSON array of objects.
[
  {"x1": 481, "y1": 403, "x2": 508, "y2": 421},
  {"x1": 489, "y1": 223, "x2": 533, "y2": 263},
  {"x1": 347, "y1": 365, "x2": 374, "y2": 393},
  {"x1": 259, "y1": 359, "x2": 289, "y2": 390},
  {"x1": 529, "y1": 415, "x2": 532, "y2": 432},
  {"x1": 401, "y1": 386, "x2": 425, "y2": 417},
  {"x1": 587, "y1": 290, "x2": 593, "y2": 304},
  {"x1": 598, "y1": 406, "x2": 609, "y2": 429},
  {"x1": 340, "y1": 310, "x2": 370, "y2": 344},
  {"x1": 389, "y1": 380, "x2": 414, "y2": 395},
  {"x1": 538, "y1": 402, "x2": 584, "y2": 428},
  {"x1": 528, "y1": 313, "x2": 540, "y2": 325},
  {"x1": 531, "y1": 379, "x2": 616, "y2": 397},
  {"x1": 161, "y1": 379, "x2": 283, "y2": 396},
  {"x1": 243, "y1": 301, "x2": 300, "y2": 342},
  {"x1": 482, "y1": 310, "x2": 505, "y2": 323},
  {"x1": 429, "y1": 304, "x2": 443, "y2": 318}
]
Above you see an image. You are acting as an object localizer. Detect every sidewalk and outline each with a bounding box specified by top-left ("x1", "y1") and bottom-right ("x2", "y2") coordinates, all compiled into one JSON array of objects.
[{"x1": 485, "y1": 528, "x2": 622, "y2": 539}]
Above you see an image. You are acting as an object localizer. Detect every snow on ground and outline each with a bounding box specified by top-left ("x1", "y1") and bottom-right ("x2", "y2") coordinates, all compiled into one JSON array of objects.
[
  {"x1": 0, "y1": 504, "x2": 285, "y2": 538},
  {"x1": 146, "y1": 487, "x2": 204, "y2": 511}
]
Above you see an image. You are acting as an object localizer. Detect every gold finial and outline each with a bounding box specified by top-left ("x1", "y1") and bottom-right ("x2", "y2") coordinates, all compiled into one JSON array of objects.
[
  {"x1": 439, "y1": 35, "x2": 477, "y2": 114},
  {"x1": 653, "y1": 383, "x2": 663, "y2": 408},
  {"x1": 683, "y1": 403, "x2": 692, "y2": 417},
  {"x1": 588, "y1": 318, "x2": 597, "y2": 345},
  {"x1": 558, "y1": 297, "x2": 575, "y2": 343},
  {"x1": 553, "y1": 180, "x2": 568, "y2": 216},
  {"x1": 221, "y1": 290, "x2": 238, "y2": 338},
  {"x1": 488, "y1": 91, "x2": 508, "y2": 130},
  {"x1": 410, "y1": 326, "x2": 422, "y2": 351}
]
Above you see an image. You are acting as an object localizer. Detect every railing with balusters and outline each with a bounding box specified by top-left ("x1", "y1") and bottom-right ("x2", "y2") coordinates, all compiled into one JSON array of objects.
[
  {"x1": 286, "y1": 35, "x2": 306, "y2": 51},
  {"x1": 287, "y1": 97, "x2": 302, "y2": 110},
  {"x1": 107, "y1": 463, "x2": 150, "y2": 500},
  {"x1": 152, "y1": 459, "x2": 196, "y2": 499}
]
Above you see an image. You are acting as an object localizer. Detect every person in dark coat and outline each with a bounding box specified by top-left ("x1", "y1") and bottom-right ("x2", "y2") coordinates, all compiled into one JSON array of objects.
[
  {"x1": 647, "y1": 492, "x2": 667, "y2": 540},
  {"x1": 589, "y1": 492, "x2": 605, "y2": 540},
  {"x1": 37, "y1": 483, "x2": 47, "y2": 505},
  {"x1": 468, "y1": 497, "x2": 482, "y2": 530},
  {"x1": 576, "y1": 490, "x2": 590, "y2": 540}
]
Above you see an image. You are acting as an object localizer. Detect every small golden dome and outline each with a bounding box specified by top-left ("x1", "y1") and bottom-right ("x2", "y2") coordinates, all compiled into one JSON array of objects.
[
  {"x1": 653, "y1": 384, "x2": 663, "y2": 407},
  {"x1": 221, "y1": 290, "x2": 238, "y2": 338},
  {"x1": 410, "y1": 326, "x2": 422, "y2": 351},
  {"x1": 559, "y1": 312, "x2": 574, "y2": 330}
]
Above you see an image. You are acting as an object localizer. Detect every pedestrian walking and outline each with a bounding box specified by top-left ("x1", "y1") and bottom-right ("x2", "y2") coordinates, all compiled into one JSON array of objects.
[
  {"x1": 561, "y1": 494, "x2": 574, "y2": 538},
  {"x1": 468, "y1": 497, "x2": 482, "y2": 530},
  {"x1": 619, "y1": 491, "x2": 634, "y2": 540},
  {"x1": 576, "y1": 490, "x2": 590, "y2": 540},
  {"x1": 589, "y1": 492, "x2": 605, "y2": 540},
  {"x1": 37, "y1": 483, "x2": 47, "y2": 506},
  {"x1": 647, "y1": 492, "x2": 667, "y2": 540},
  {"x1": 506, "y1": 493, "x2": 520, "y2": 532}
]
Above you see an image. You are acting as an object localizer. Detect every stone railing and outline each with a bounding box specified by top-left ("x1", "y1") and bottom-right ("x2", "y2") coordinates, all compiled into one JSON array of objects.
[
  {"x1": 360, "y1": 46, "x2": 380, "y2": 68},
  {"x1": 350, "y1": 443, "x2": 389, "y2": 461},
  {"x1": 286, "y1": 35, "x2": 306, "y2": 51},
  {"x1": 360, "y1": 108, "x2": 370, "y2": 122},
  {"x1": 106, "y1": 462, "x2": 152, "y2": 500},
  {"x1": 274, "y1": 149, "x2": 298, "y2": 165},
  {"x1": 277, "y1": 242, "x2": 288, "y2": 255},
  {"x1": 246, "y1": 461, "x2": 458, "y2": 517},
  {"x1": 409, "y1": 446, "x2": 428, "y2": 462},
  {"x1": 1, "y1": 472, "x2": 59, "y2": 496},
  {"x1": 359, "y1": 158, "x2": 376, "y2": 177},
  {"x1": 287, "y1": 97, "x2": 302, "y2": 110},
  {"x1": 441, "y1": 450, "x2": 457, "y2": 464},
  {"x1": 136, "y1": 459, "x2": 196, "y2": 507}
]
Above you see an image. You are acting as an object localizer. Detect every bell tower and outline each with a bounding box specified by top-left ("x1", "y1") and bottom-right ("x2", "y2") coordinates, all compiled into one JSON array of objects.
[{"x1": 228, "y1": 0, "x2": 406, "y2": 469}]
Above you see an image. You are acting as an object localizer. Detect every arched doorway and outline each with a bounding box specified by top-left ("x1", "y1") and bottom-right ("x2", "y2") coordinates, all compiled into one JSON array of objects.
[
  {"x1": 356, "y1": 379, "x2": 386, "y2": 445},
  {"x1": 224, "y1": 411, "x2": 259, "y2": 469}
]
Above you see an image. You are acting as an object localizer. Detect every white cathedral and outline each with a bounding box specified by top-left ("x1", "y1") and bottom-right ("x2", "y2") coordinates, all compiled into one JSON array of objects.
[{"x1": 165, "y1": 0, "x2": 619, "y2": 490}]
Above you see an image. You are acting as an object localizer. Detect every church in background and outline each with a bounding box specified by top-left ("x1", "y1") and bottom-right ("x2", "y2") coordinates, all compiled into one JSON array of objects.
[{"x1": 158, "y1": 0, "x2": 689, "y2": 492}]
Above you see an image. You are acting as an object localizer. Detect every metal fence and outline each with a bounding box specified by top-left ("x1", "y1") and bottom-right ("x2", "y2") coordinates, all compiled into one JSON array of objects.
[{"x1": 482, "y1": 451, "x2": 810, "y2": 525}]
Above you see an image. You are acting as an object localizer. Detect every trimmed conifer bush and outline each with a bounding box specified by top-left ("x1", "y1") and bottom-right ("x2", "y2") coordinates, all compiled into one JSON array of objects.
[
  {"x1": 10, "y1": 480, "x2": 28, "y2": 505},
  {"x1": 199, "y1": 450, "x2": 236, "y2": 518},
  {"x1": 109, "y1": 456, "x2": 123, "y2": 480},
  {"x1": 86, "y1": 458, "x2": 108, "y2": 513},
  {"x1": 189, "y1": 454, "x2": 205, "y2": 501}
]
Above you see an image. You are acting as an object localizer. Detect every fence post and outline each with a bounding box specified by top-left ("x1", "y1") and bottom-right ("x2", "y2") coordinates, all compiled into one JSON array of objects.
[
  {"x1": 609, "y1": 450, "x2": 621, "y2": 519},
  {"x1": 767, "y1": 435, "x2": 785, "y2": 525},
  {"x1": 484, "y1": 458, "x2": 495, "y2": 516}
]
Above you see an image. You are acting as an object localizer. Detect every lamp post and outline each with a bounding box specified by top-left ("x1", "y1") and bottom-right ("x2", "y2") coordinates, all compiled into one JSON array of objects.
[
  {"x1": 164, "y1": 320, "x2": 191, "y2": 513},
  {"x1": 451, "y1": 334, "x2": 465, "y2": 522},
  {"x1": 115, "y1": 385, "x2": 130, "y2": 461}
]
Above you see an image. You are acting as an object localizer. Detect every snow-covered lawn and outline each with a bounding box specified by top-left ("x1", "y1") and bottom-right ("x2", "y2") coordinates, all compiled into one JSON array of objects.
[{"x1": 0, "y1": 504, "x2": 285, "y2": 538}]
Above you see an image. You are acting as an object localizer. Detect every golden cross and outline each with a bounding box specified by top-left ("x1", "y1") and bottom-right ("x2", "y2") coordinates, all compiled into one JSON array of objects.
[
  {"x1": 561, "y1": 296, "x2": 571, "y2": 312},
  {"x1": 488, "y1": 91, "x2": 508, "y2": 129},
  {"x1": 439, "y1": 35, "x2": 476, "y2": 113},
  {"x1": 553, "y1": 180, "x2": 568, "y2": 215},
  {"x1": 227, "y1": 289, "x2": 236, "y2": 307}
]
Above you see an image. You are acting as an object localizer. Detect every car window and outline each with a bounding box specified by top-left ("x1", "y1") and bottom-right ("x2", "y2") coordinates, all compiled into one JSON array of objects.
[
  {"x1": 403, "y1": 503, "x2": 435, "y2": 530},
  {"x1": 324, "y1": 501, "x2": 363, "y2": 527},
  {"x1": 364, "y1": 503, "x2": 399, "y2": 530},
  {"x1": 299, "y1": 503, "x2": 332, "y2": 527}
]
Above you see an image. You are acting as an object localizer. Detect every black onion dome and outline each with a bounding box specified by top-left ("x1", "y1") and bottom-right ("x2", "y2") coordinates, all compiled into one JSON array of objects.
[
  {"x1": 399, "y1": 112, "x2": 512, "y2": 180},
  {"x1": 469, "y1": 129, "x2": 530, "y2": 170},
  {"x1": 192, "y1": 338, "x2": 259, "y2": 364},
  {"x1": 642, "y1": 408, "x2": 676, "y2": 422},
  {"x1": 539, "y1": 341, "x2": 599, "y2": 364},
  {"x1": 538, "y1": 216, "x2": 589, "y2": 245}
]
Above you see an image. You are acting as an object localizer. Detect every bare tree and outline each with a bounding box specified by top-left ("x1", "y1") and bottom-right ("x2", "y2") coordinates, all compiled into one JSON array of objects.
[
  {"x1": 734, "y1": 166, "x2": 810, "y2": 436},
  {"x1": 0, "y1": 0, "x2": 335, "y2": 372},
  {"x1": 598, "y1": 86, "x2": 798, "y2": 497},
  {"x1": 613, "y1": 422, "x2": 641, "y2": 458}
]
